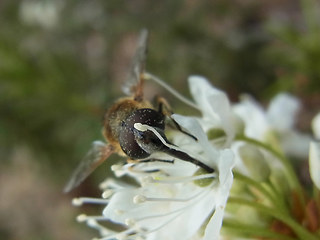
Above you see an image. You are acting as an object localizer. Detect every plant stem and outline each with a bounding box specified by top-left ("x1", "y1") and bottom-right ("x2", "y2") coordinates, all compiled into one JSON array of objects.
[
  {"x1": 233, "y1": 172, "x2": 288, "y2": 213},
  {"x1": 228, "y1": 197, "x2": 318, "y2": 240},
  {"x1": 223, "y1": 219, "x2": 297, "y2": 240},
  {"x1": 235, "y1": 134, "x2": 305, "y2": 204}
]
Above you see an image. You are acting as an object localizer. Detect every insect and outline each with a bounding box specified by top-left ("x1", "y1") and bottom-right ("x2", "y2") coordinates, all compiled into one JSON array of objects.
[{"x1": 64, "y1": 29, "x2": 214, "y2": 193}]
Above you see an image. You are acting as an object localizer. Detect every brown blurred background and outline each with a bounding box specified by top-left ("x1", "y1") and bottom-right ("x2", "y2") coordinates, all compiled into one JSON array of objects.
[{"x1": 1, "y1": 0, "x2": 320, "y2": 239}]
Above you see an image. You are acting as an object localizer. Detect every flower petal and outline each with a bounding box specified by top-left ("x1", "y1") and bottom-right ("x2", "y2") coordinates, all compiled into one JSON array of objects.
[
  {"x1": 233, "y1": 95, "x2": 268, "y2": 140},
  {"x1": 203, "y1": 150, "x2": 234, "y2": 240},
  {"x1": 309, "y1": 141, "x2": 320, "y2": 189},
  {"x1": 280, "y1": 130, "x2": 311, "y2": 158},
  {"x1": 172, "y1": 114, "x2": 219, "y2": 167},
  {"x1": 312, "y1": 112, "x2": 320, "y2": 139},
  {"x1": 188, "y1": 76, "x2": 235, "y2": 144},
  {"x1": 267, "y1": 93, "x2": 300, "y2": 132}
]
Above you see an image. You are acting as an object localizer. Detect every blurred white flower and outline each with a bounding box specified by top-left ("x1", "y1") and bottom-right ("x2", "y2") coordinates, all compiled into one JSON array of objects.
[
  {"x1": 310, "y1": 112, "x2": 320, "y2": 189},
  {"x1": 312, "y1": 112, "x2": 320, "y2": 139},
  {"x1": 309, "y1": 141, "x2": 320, "y2": 190},
  {"x1": 19, "y1": 0, "x2": 61, "y2": 29},
  {"x1": 233, "y1": 93, "x2": 311, "y2": 158}
]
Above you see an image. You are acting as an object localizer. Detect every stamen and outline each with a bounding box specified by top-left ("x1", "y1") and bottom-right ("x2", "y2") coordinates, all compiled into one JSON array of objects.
[
  {"x1": 133, "y1": 193, "x2": 202, "y2": 203},
  {"x1": 99, "y1": 178, "x2": 126, "y2": 190},
  {"x1": 72, "y1": 197, "x2": 109, "y2": 206},
  {"x1": 92, "y1": 188, "x2": 211, "y2": 240},
  {"x1": 77, "y1": 214, "x2": 109, "y2": 222},
  {"x1": 111, "y1": 164, "x2": 128, "y2": 177},
  {"x1": 134, "y1": 212, "x2": 184, "y2": 237},
  {"x1": 94, "y1": 228, "x2": 139, "y2": 240},
  {"x1": 111, "y1": 164, "x2": 122, "y2": 171},
  {"x1": 133, "y1": 194, "x2": 147, "y2": 204},
  {"x1": 141, "y1": 176, "x2": 154, "y2": 185},
  {"x1": 77, "y1": 214, "x2": 88, "y2": 222},
  {"x1": 128, "y1": 160, "x2": 171, "y2": 176},
  {"x1": 150, "y1": 173, "x2": 216, "y2": 184},
  {"x1": 111, "y1": 163, "x2": 142, "y2": 178},
  {"x1": 125, "y1": 190, "x2": 210, "y2": 239},
  {"x1": 125, "y1": 218, "x2": 136, "y2": 227},
  {"x1": 143, "y1": 72, "x2": 200, "y2": 111},
  {"x1": 102, "y1": 189, "x2": 114, "y2": 199},
  {"x1": 146, "y1": 197, "x2": 192, "y2": 202},
  {"x1": 85, "y1": 219, "x2": 115, "y2": 238}
]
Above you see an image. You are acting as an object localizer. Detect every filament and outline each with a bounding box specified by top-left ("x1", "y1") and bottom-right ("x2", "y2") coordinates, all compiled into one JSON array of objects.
[
  {"x1": 143, "y1": 72, "x2": 200, "y2": 110},
  {"x1": 149, "y1": 173, "x2": 216, "y2": 184},
  {"x1": 72, "y1": 197, "x2": 109, "y2": 206}
]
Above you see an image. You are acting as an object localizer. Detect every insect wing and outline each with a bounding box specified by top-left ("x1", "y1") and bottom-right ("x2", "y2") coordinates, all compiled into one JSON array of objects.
[
  {"x1": 122, "y1": 29, "x2": 148, "y2": 101},
  {"x1": 64, "y1": 141, "x2": 114, "y2": 193}
]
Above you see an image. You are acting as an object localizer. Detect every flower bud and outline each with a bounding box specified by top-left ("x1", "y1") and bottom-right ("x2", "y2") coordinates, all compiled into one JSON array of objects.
[{"x1": 239, "y1": 144, "x2": 270, "y2": 182}]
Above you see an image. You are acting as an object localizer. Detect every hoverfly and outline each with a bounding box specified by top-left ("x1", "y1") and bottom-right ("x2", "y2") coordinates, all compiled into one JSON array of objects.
[{"x1": 64, "y1": 29, "x2": 213, "y2": 193}]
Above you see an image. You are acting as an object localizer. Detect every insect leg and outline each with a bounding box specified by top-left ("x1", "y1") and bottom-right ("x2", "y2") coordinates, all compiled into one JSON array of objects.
[
  {"x1": 129, "y1": 158, "x2": 174, "y2": 174},
  {"x1": 156, "y1": 96, "x2": 198, "y2": 141},
  {"x1": 163, "y1": 147, "x2": 214, "y2": 173}
]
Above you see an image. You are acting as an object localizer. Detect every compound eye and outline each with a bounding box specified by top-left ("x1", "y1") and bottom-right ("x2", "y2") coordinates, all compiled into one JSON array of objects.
[
  {"x1": 119, "y1": 121, "x2": 150, "y2": 159},
  {"x1": 119, "y1": 108, "x2": 164, "y2": 160}
]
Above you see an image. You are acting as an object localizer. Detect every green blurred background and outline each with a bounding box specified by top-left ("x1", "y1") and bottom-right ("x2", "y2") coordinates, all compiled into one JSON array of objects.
[{"x1": 1, "y1": 0, "x2": 320, "y2": 239}]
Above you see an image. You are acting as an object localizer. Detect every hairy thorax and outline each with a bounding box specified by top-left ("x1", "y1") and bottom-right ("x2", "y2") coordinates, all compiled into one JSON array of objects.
[{"x1": 103, "y1": 97, "x2": 152, "y2": 155}]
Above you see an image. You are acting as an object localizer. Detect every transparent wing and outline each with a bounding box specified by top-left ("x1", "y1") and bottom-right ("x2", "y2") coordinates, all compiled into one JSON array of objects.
[
  {"x1": 63, "y1": 141, "x2": 114, "y2": 193},
  {"x1": 122, "y1": 29, "x2": 148, "y2": 101}
]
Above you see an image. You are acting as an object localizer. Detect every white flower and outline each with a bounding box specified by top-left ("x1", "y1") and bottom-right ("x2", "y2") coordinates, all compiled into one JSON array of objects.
[
  {"x1": 233, "y1": 93, "x2": 311, "y2": 158},
  {"x1": 309, "y1": 141, "x2": 320, "y2": 190},
  {"x1": 312, "y1": 112, "x2": 320, "y2": 139},
  {"x1": 19, "y1": 0, "x2": 61, "y2": 29},
  {"x1": 75, "y1": 116, "x2": 234, "y2": 240},
  {"x1": 73, "y1": 77, "x2": 235, "y2": 240},
  {"x1": 310, "y1": 112, "x2": 320, "y2": 189}
]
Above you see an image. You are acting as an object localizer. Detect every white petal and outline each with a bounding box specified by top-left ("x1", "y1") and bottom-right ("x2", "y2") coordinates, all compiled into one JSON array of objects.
[
  {"x1": 233, "y1": 95, "x2": 268, "y2": 140},
  {"x1": 172, "y1": 114, "x2": 219, "y2": 167},
  {"x1": 188, "y1": 75, "x2": 222, "y2": 112},
  {"x1": 267, "y1": 93, "x2": 300, "y2": 132},
  {"x1": 102, "y1": 189, "x2": 138, "y2": 223},
  {"x1": 188, "y1": 76, "x2": 235, "y2": 143},
  {"x1": 309, "y1": 141, "x2": 320, "y2": 189},
  {"x1": 148, "y1": 190, "x2": 217, "y2": 240},
  {"x1": 203, "y1": 205, "x2": 225, "y2": 240},
  {"x1": 280, "y1": 130, "x2": 311, "y2": 158},
  {"x1": 220, "y1": 149, "x2": 234, "y2": 177},
  {"x1": 312, "y1": 112, "x2": 320, "y2": 139},
  {"x1": 203, "y1": 150, "x2": 234, "y2": 240}
]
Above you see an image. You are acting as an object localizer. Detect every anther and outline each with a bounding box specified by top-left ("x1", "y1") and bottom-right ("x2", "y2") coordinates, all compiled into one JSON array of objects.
[
  {"x1": 133, "y1": 194, "x2": 147, "y2": 204},
  {"x1": 111, "y1": 164, "x2": 122, "y2": 172},
  {"x1": 141, "y1": 175, "x2": 154, "y2": 185},
  {"x1": 102, "y1": 190, "x2": 114, "y2": 199},
  {"x1": 72, "y1": 197, "x2": 109, "y2": 205},
  {"x1": 125, "y1": 218, "x2": 136, "y2": 227},
  {"x1": 77, "y1": 214, "x2": 87, "y2": 222},
  {"x1": 72, "y1": 198, "x2": 83, "y2": 206}
]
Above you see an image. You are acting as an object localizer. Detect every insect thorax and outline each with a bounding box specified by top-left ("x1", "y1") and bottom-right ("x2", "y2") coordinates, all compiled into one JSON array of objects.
[{"x1": 103, "y1": 97, "x2": 151, "y2": 151}]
